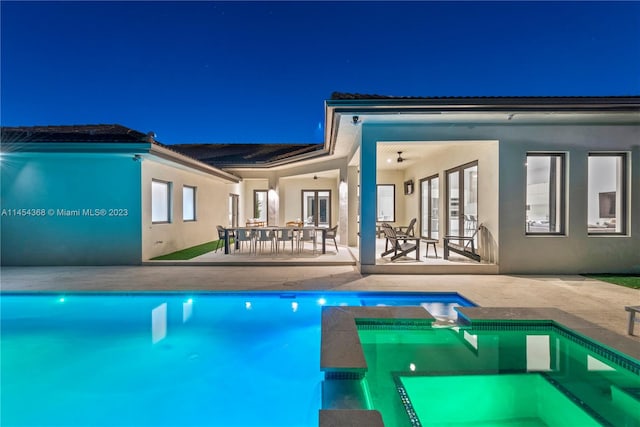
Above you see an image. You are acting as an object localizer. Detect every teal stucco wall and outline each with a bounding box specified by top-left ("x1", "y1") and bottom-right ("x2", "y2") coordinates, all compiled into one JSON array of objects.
[{"x1": 1, "y1": 152, "x2": 142, "y2": 265}]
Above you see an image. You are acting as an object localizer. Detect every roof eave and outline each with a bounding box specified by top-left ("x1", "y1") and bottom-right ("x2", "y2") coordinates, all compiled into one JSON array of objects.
[
  {"x1": 149, "y1": 144, "x2": 241, "y2": 183},
  {"x1": 326, "y1": 97, "x2": 640, "y2": 112},
  {"x1": 213, "y1": 147, "x2": 331, "y2": 169}
]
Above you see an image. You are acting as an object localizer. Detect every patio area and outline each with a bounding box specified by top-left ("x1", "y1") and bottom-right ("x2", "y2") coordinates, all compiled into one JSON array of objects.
[{"x1": 145, "y1": 237, "x2": 499, "y2": 274}]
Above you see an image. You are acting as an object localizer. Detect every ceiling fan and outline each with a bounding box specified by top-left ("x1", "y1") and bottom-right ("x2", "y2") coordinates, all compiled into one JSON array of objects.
[{"x1": 396, "y1": 151, "x2": 406, "y2": 163}]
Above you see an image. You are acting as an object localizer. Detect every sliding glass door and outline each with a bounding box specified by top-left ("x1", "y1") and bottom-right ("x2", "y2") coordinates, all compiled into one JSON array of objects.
[{"x1": 420, "y1": 175, "x2": 439, "y2": 240}]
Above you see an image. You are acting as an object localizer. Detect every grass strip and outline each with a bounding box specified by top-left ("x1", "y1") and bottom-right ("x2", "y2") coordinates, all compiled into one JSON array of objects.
[
  {"x1": 584, "y1": 274, "x2": 640, "y2": 289},
  {"x1": 151, "y1": 240, "x2": 225, "y2": 260}
]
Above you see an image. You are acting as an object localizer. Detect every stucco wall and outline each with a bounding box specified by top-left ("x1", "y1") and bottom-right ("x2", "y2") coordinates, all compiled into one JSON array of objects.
[
  {"x1": 1, "y1": 152, "x2": 142, "y2": 265},
  {"x1": 495, "y1": 125, "x2": 640, "y2": 274},
  {"x1": 141, "y1": 158, "x2": 236, "y2": 260}
]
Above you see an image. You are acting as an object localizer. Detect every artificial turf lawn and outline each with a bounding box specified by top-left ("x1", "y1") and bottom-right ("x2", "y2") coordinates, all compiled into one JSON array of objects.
[
  {"x1": 151, "y1": 240, "x2": 224, "y2": 260},
  {"x1": 585, "y1": 274, "x2": 640, "y2": 289}
]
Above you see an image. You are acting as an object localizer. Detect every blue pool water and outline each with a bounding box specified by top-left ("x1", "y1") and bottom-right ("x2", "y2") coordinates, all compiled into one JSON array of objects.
[{"x1": 0, "y1": 292, "x2": 473, "y2": 427}]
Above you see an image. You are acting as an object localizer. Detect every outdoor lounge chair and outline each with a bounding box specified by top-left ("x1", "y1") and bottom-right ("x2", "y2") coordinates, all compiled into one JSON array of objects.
[
  {"x1": 380, "y1": 223, "x2": 419, "y2": 261},
  {"x1": 395, "y1": 218, "x2": 417, "y2": 237},
  {"x1": 443, "y1": 223, "x2": 483, "y2": 262}
]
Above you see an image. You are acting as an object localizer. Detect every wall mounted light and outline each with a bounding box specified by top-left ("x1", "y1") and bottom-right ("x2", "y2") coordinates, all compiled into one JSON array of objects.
[
  {"x1": 352, "y1": 116, "x2": 360, "y2": 125},
  {"x1": 133, "y1": 154, "x2": 142, "y2": 162}
]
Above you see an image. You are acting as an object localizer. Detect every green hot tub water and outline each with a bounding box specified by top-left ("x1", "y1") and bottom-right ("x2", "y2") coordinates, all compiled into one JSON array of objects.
[{"x1": 358, "y1": 326, "x2": 639, "y2": 427}]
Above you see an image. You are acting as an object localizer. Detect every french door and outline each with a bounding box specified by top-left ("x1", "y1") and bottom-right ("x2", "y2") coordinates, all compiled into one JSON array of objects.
[
  {"x1": 446, "y1": 161, "x2": 478, "y2": 241},
  {"x1": 301, "y1": 190, "x2": 331, "y2": 227},
  {"x1": 420, "y1": 175, "x2": 439, "y2": 240}
]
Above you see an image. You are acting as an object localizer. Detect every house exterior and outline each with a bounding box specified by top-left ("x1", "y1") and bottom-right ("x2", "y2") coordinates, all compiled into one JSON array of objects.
[
  {"x1": 1, "y1": 94, "x2": 639, "y2": 273},
  {"x1": 0, "y1": 125, "x2": 240, "y2": 265}
]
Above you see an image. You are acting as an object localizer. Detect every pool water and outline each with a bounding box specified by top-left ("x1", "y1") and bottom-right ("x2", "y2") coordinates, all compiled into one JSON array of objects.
[
  {"x1": 359, "y1": 326, "x2": 640, "y2": 427},
  {"x1": 0, "y1": 292, "x2": 471, "y2": 427}
]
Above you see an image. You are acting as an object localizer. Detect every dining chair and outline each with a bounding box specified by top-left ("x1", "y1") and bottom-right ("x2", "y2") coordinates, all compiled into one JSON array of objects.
[
  {"x1": 298, "y1": 227, "x2": 317, "y2": 254},
  {"x1": 216, "y1": 225, "x2": 233, "y2": 253},
  {"x1": 234, "y1": 228, "x2": 255, "y2": 253},
  {"x1": 255, "y1": 228, "x2": 275, "y2": 254},
  {"x1": 325, "y1": 225, "x2": 339, "y2": 252},
  {"x1": 275, "y1": 228, "x2": 295, "y2": 254}
]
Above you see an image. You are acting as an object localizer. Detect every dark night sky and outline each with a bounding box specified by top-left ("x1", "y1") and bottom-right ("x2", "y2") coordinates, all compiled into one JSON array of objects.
[{"x1": 2, "y1": 1, "x2": 639, "y2": 144}]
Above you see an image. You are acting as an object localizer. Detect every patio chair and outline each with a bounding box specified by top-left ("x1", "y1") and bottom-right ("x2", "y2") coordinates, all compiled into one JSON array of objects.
[
  {"x1": 298, "y1": 227, "x2": 317, "y2": 254},
  {"x1": 395, "y1": 218, "x2": 417, "y2": 237},
  {"x1": 275, "y1": 227, "x2": 295, "y2": 254},
  {"x1": 443, "y1": 223, "x2": 483, "y2": 262},
  {"x1": 216, "y1": 225, "x2": 234, "y2": 253},
  {"x1": 255, "y1": 228, "x2": 275, "y2": 254},
  {"x1": 380, "y1": 223, "x2": 418, "y2": 261},
  {"x1": 234, "y1": 228, "x2": 255, "y2": 254},
  {"x1": 325, "y1": 225, "x2": 339, "y2": 252}
]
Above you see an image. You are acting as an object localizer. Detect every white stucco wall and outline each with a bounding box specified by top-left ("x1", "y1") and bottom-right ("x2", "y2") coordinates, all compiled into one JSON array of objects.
[
  {"x1": 495, "y1": 124, "x2": 640, "y2": 274},
  {"x1": 141, "y1": 158, "x2": 238, "y2": 260}
]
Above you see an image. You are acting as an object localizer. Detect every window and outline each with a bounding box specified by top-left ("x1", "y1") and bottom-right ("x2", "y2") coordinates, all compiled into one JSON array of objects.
[
  {"x1": 182, "y1": 186, "x2": 196, "y2": 221},
  {"x1": 152, "y1": 180, "x2": 171, "y2": 223},
  {"x1": 253, "y1": 190, "x2": 268, "y2": 224},
  {"x1": 420, "y1": 175, "x2": 439, "y2": 240},
  {"x1": 376, "y1": 184, "x2": 395, "y2": 222},
  {"x1": 302, "y1": 190, "x2": 331, "y2": 227},
  {"x1": 525, "y1": 153, "x2": 565, "y2": 234},
  {"x1": 446, "y1": 162, "x2": 478, "y2": 240},
  {"x1": 588, "y1": 153, "x2": 627, "y2": 234}
]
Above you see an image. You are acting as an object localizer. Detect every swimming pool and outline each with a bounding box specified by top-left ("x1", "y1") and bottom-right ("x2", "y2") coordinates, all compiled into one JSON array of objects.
[
  {"x1": 359, "y1": 324, "x2": 640, "y2": 427},
  {"x1": 0, "y1": 292, "x2": 472, "y2": 427}
]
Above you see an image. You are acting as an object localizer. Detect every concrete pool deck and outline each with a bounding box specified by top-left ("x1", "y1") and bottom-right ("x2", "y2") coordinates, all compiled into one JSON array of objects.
[{"x1": 1, "y1": 265, "x2": 638, "y2": 343}]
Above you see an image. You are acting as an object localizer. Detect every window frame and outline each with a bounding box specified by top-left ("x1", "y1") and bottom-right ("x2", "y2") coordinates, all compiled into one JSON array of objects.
[
  {"x1": 151, "y1": 179, "x2": 172, "y2": 224},
  {"x1": 587, "y1": 152, "x2": 628, "y2": 236},
  {"x1": 525, "y1": 152, "x2": 567, "y2": 236},
  {"x1": 182, "y1": 185, "x2": 196, "y2": 222},
  {"x1": 376, "y1": 184, "x2": 396, "y2": 223}
]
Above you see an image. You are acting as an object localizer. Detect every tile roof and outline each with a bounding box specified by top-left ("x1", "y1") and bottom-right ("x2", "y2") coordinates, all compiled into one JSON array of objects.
[
  {"x1": 0, "y1": 124, "x2": 153, "y2": 143},
  {"x1": 170, "y1": 143, "x2": 325, "y2": 167}
]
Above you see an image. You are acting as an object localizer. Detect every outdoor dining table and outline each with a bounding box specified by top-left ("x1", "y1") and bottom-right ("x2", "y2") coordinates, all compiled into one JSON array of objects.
[{"x1": 223, "y1": 226, "x2": 328, "y2": 255}]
